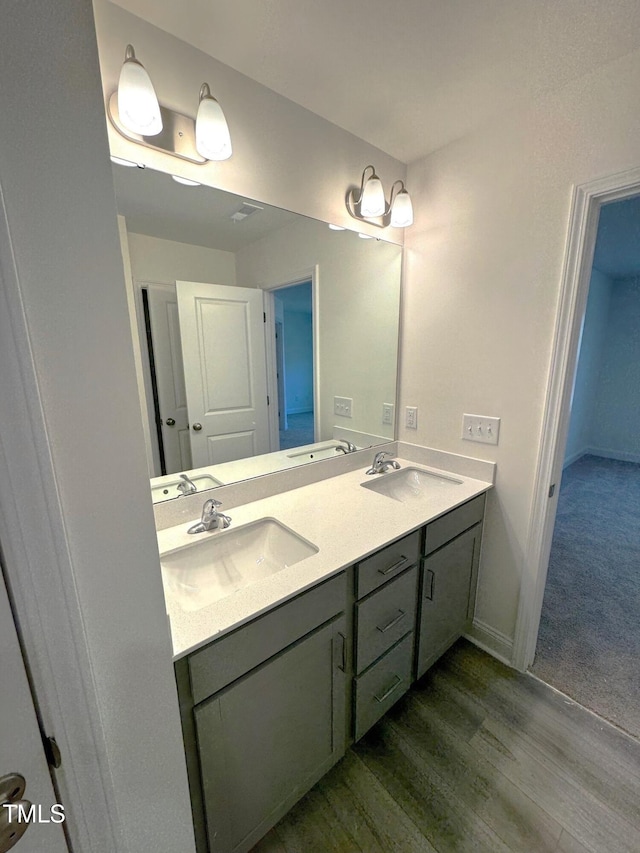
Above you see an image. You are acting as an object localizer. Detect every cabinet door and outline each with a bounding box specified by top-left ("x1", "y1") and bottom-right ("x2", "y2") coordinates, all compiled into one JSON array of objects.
[
  {"x1": 195, "y1": 615, "x2": 347, "y2": 853},
  {"x1": 416, "y1": 523, "x2": 481, "y2": 679}
]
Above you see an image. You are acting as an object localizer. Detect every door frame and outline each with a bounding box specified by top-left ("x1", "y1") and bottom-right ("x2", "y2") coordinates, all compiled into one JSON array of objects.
[
  {"x1": 0, "y1": 189, "x2": 120, "y2": 851},
  {"x1": 263, "y1": 266, "x2": 320, "y2": 452},
  {"x1": 512, "y1": 165, "x2": 640, "y2": 671}
]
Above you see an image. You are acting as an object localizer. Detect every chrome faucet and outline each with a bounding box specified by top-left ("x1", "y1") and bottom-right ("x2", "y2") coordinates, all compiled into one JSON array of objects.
[
  {"x1": 187, "y1": 498, "x2": 232, "y2": 534},
  {"x1": 366, "y1": 450, "x2": 401, "y2": 475},
  {"x1": 335, "y1": 438, "x2": 357, "y2": 454},
  {"x1": 176, "y1": 473, "x2": 197, "y2": 495}
]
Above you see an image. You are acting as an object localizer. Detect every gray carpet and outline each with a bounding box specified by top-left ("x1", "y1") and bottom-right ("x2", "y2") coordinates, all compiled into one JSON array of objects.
[
  {"x1": 279, "y1": 411, "x2": 314, "y2": 450},
  {"x1": 531, "y1": 454, "x2": 640, "y2": 739}
]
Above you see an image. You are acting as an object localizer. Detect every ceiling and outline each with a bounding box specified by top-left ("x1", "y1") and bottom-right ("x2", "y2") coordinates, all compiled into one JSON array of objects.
[{"x1": 110, "y1": 0, "x2": 640, "y2": 164}]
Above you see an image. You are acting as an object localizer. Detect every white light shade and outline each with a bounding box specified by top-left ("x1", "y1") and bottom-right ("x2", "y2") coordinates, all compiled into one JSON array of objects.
[
  {"x1": 390, "y1": 188, "x2": 414, "y2": 227},
  {"x1": 117, "y1": 45, "x2": 162, "y2": 136},
  {"x1": 171, "y1": 175, "x2": 201, "y2": 186},
  {"x1": 360, "y1": 173, "x2": 386, "y2": 217},
  {"x1": 196, "y1": 84, "x2": 232, "y2": 161}
]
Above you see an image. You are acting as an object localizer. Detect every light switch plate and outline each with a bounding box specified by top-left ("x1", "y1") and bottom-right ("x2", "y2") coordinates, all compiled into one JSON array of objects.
[
  {"x1": 334, "y1": 396, "x2": 353, "y2": 418},
  {"x1": 382, "y1": 403, "x2": 395, "y2": 425},
  {"x1": 462, "y1": 413, "x2": 500, "y2": 445}
]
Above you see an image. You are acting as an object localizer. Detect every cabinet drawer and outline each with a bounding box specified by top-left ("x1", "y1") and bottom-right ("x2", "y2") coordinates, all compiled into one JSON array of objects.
[
  {"x1": 355, "y1": 530, "x2": 421, "y2": 598},
  {"x1": 353, "y1": 633, "x2": 413, "y2": 741},
  {"x1": 355, "y1": 566, "x2": 418, "y2": 674},
  {"x1": 189, "y1": 572, "x2": 347, "y2": 705},
  {"x1": 424, "y1": 493, "x2": 485, "y2": 555}
]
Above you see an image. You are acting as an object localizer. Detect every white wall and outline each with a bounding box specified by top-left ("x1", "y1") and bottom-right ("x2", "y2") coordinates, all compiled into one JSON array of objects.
[
  {"x1": 402, "y1": 45, "x2": 640, "y2": 655},
  {"x1": 564, "y1": 268, "x2": 613, "y2": 466},
  {"x1": 0, "y1": 1, "x2": 195, "y2": 850},
  {"x1": 235, "y1": 217, "x2": 401, "y2": 442},
  {"x1": 127, "y1": 231, "x2": 237, "y2": 285},
  {"x1": 590, "y1": 276, "x2": 640, "y2": 462}
]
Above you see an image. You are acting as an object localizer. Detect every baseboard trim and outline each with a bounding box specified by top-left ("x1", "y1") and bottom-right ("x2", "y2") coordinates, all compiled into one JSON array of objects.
[
  {"x1": 563, "y1": 449, "x2": 587, "y2": 468},
  {"x1": 465, "y1": 618, "x2": 514, "y2": 667},
  {"x1": 286, "y1": 407, "x2": 314, "y2": 416},
  {"x1": 586, "y1": 447, "x2": 640, "y2": 465}
]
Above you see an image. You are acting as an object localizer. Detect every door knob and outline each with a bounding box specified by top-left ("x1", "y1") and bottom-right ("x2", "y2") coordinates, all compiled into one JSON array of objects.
[
  {"x1": 0, "y1": 773, "x2": 30, "y2": 851},
  {"x1": 165, "y1": 418, "x2": 176, "y2": 427},
  {"x1": 192, "y1": 423, "x2": 202, "y2": 431}
]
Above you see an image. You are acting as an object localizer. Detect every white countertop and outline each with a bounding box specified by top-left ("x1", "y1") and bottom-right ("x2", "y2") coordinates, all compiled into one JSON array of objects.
[{"x1": 157, "y1": 458, "x2": 492, "y2": 660}]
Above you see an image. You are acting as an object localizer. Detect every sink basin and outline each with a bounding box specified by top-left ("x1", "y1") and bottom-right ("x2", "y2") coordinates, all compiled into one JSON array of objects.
[
  {"x1": 160, "y1": 518, "x2": 319, "y2": 611},
  {"x1": 151, "y1": 473, "x2": 222, "y2": 503},
  {"x1": 361, "y1": 467, "x2": 463, "y2": 502}
]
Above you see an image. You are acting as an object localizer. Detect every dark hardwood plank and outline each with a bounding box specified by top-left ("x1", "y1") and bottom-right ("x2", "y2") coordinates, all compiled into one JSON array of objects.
[
  {"x1": 438, "y1": 642, "x2": 640, "y2": 827},
  {"x1": 471, "y1": 714, "x2": 639, "y2": 853},
  {"x1": 556, "y1": 829, "x2": 593, "y2": 853},
  {"x1": 390, "y1": 693, "x2": 563, "y2": 851},
  {"x1": 356, "y1": 714, "x2": 514, "y2": 853},
  {"x1": 252, "y1": 639, "x2": 640, "y2": 853}
]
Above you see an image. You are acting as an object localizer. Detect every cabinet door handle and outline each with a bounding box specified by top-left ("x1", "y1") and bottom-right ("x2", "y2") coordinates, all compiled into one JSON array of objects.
[
  {"x1": 334, "y1": 632, "x2": 346, "y2": 672},
  {"x1": 376, "y1": 609, "x2": 405, "y2": 633},
  {"x1": 425, "y1": 569, "x2": 435, "y2": 601},
  {"x1": 374, "y1": 675, "x2": 402, "y2": 704},
  {"x1": 378, "y1": 555, "x2": 408, "y2": 576}
]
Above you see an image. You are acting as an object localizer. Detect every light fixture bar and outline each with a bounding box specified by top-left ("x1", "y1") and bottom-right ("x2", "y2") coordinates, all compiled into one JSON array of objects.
[
  {"x1": 346, "y1": 165, "x2": 413, "y2": 228},
  {"x1": 108, "y1": 92, "x2": 207, "y2": 164}
]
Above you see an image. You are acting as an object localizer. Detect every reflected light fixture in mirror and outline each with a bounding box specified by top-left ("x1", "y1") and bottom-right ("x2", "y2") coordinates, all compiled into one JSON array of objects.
[
  {"x1": 346, "y1": 165, "x2": 414, "y2": 229},
  {"x1": 108, "y1": 44, "x2": 232, "y2": 166}
]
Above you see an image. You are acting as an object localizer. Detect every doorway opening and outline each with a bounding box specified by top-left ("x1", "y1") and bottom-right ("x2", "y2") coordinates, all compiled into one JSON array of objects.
[
  {"x1": 265, "y1": 276, "x2": 318, "y2": 451},
  {"x1": 513, "y1": 167, "x2": 640, "y2": 739},
  {"x1": 530, "y1": 194, "x2": 640, "y2": 737}
]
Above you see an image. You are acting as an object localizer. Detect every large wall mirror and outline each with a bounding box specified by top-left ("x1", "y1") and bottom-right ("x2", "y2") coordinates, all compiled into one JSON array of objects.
[{"x1": 113, "y1": 165, "x2": 402, "y2": 503}]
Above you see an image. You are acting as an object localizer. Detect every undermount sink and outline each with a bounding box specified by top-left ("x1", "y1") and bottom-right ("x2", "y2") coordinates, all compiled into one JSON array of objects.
[
  {"x1": 151, "y1": 473, "x2": 222, "y2": 503},
  {"x1": 160, "y1": 518, "x2": 319, "y2": 611},
  {"x1": 361, "y1": 467, "x2": 463, "y2": 502}
]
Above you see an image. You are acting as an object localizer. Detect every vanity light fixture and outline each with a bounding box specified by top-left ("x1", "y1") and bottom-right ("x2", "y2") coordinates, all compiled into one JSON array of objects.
[
  {"x1": 117, "y1": 45, "x2": 162, "y2": 136},
  {"x1": 195, "y1": 84, "x2": 232, "y2": 161},
  {"x1": 346, "y1": 165, "x2": 414, "y2": 229},
  {"x1": 328, "y1": 223, "x2": 346, "y2": 231},
  {"x1": 108, "y1": 44, "x2": 232, "y2": 166}
]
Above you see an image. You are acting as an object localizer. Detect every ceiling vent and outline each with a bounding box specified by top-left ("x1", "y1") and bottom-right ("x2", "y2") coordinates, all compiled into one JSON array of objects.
[{"x1": 230, "y1": 202, "x2": 263, "y2": 223}]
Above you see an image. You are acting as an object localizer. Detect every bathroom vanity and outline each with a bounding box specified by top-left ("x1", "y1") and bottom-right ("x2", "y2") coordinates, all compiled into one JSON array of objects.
[{"x1": 159, "y1": 452, "x2": 491, "y2": 853}]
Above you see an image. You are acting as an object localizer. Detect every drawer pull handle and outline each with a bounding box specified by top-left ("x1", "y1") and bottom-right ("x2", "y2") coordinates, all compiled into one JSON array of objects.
[
  {"x1": 374, "y1": 675, "x2": 402, "y2": 704},
  {"x1": 376, "y1": 610, "x2": 406, "y2": 633},
  {"x1": 378, "y1": 555, "x2": 408, "y2": 576}
]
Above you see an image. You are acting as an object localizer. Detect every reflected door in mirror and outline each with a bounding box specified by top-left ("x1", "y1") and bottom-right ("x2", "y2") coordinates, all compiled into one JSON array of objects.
[{"x1": 176, "y1": 280, "x2": 270, "y2": 468}]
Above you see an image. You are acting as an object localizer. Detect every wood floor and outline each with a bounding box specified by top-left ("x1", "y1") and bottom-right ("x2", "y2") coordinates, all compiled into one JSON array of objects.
[{"x1": 252, "y1": 639, "x2": 640, "y2": 853}]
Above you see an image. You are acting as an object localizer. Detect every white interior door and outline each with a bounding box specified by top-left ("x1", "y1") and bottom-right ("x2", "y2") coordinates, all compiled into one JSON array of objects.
[
  {"x1": 0, "y1": 565, "x2": 68, "y2": 853},
  {"x1": 147, "y1": 284, "x2": 192, "y2": 475},
  {"x1": 176, "y1": 281, "x2": 270, "y2": 468}
]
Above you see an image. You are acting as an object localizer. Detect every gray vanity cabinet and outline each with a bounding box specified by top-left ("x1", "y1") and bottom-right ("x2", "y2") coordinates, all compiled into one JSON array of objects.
[
  {"x1": 196, "y1": 615, "x2": 346, "y2": 853},
  {"x1": 352, "y1": 532, "x2": 421, "y2": 741},
  {"x1": 416, "y1": 494, "x2": 485, "y2": 679},
  {"x1": 176, "y1": 573, "x2": 348, "y2": 853}
]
